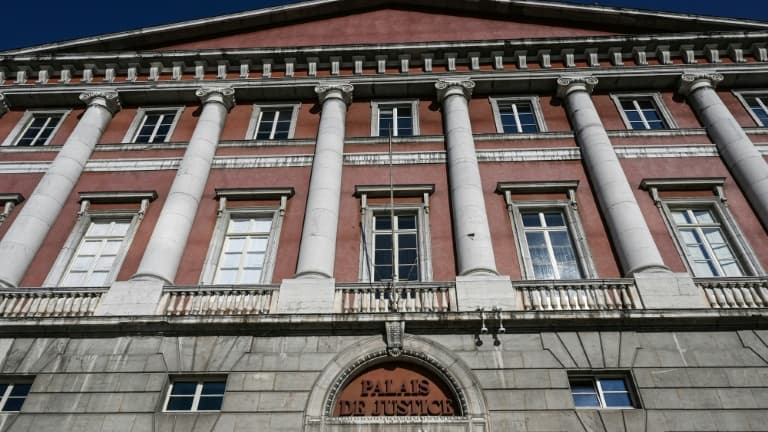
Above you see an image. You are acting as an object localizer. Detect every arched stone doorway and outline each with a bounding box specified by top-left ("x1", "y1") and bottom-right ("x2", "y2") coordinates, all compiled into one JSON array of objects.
[{"x1": 304, "y1": 334, "x2": 489, "y2": 431}]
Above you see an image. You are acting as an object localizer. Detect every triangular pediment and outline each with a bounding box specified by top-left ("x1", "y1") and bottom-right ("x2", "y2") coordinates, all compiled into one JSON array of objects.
[
  {"x1": 5, "y1": 0, "x2": 767, "y2": 54},
  {"x1": 157, "y1": 8, "x2": 616, "y2": 51}
]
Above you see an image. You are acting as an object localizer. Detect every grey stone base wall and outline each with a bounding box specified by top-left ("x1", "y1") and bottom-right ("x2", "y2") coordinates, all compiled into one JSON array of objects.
[{"x1": 0, "y1": 329, "x2": 766, "y2": 431}]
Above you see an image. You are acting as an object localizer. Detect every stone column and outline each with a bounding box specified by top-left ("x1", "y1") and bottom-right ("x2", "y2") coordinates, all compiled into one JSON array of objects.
[
  {"x1": 557, "y1": 76, "x2": 668, "y2": 276},
  {"x1": 132, "y1": 87, "x2": 235, "y2": 284},
  {"x1": 278, "y1": 82, "x2": 352, "y2": 314},
  {"x1": 294, "y1": 82, "x2": 353, "y2": 279},
  {"x1": 679, "y1": 72, "x2": 768, "y2": 230},
  {"x1": 435, "y1": 79, "x2": 498, "y2": 276},
  {"x1": 0, "y1": 90, "x2": 120, "y2": 287},
  {"x1": 435, "y1": 79, "x2": 514, "y2": 312}
]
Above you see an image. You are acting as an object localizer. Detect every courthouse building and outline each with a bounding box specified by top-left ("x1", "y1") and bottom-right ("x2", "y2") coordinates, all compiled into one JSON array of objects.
[{"x1": 1, "y1": 0, "x2": 768, "y2": 430}]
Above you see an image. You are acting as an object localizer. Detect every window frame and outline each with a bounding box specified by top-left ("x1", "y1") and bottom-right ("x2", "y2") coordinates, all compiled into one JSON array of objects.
[
  {"x1": 163, "y1": 376, "x2": 227, "y2": 413},
  {"x1": 1, "y1": 109, "x2": 71, "y2": 147},
  {"x1": 733, "y1": 90, "x2": 768, "y2": 127},
  {"x1": 245, "y1": 103, "x2": 301, "y2": 141},
  {"x1": 498, "y1": 181, "x2": 596, "y2": 280},
  {"x1": 43, "y1": 191, "x2": 155, "y2": 287},
  {"x1": 610, "y1": 93, "x2": 677, "y2": 130},
  {"x1": 489, "y1": 96, "x2": 548, "y2": 134},
  {"x1": 122, "y1": 107, "x2": 184, "y2": 144},
  {"x1": 642, "y1": 178, "x2": 762, "y2": 278},
  {"x1": 568, "y1": 372, "x2": 639, "y2": 410},
  {"x1": 356, "y1": 185, "x2": 433, "y2": 283},
  {"x1": 199, "y1": 188, "x2": 293, "y2": 285},
  {"x1": 0, "y1": 377, "x2": 34, "y2": 412},
  {"x1": 370, "y1": 100, "x2": 420, "y2": 137}
]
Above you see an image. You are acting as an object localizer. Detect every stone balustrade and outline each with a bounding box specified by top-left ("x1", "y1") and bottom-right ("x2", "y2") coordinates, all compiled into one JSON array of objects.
[
  {"x1": 696, "y1": 277, "x2": 768, "y2": 308},
  {"x1": 0, "y1": 287, "x2": 106, "y2": 317},
  {"x1": 516, "y1": 279, "x2": 641, "y2": 311},
  {"x1": 158, "y1": 286, "x2": 278, "y2": 316},
  {"x1": 335, "y1": 282, "x2": 456, "y2": 313}
]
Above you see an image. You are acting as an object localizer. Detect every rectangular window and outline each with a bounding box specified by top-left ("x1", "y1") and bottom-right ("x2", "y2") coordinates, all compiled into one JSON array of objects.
[
  {"x1": 0, "y1": 380, "x2": 32, "y2": 412},
  {"x1": 61, "y1": 219, "x2": 132, "y2": 287},
  {"x1": 641, "y1": 178, "x2": 761, "y2": 278},
  {"x1": 133, "y1": 109, "x2": 179, "y2": 143},
  {"x1": 371, "y1": 101, "x2": 419, "y2": 137},
  {"x1": 356, "y1": 185, "x2": 433, "y2": 283},
  {"x1": 570, "y1": 375, "x2": 636, "y2": 409},
  {"x1": 742, "y1": 94, "x2": 768, "y2": 127},
  {"x1": 45, "y1": 191, "x2": 155, "y2": 288},
  {"x1": 165, "y1": 378, "x2": 226, "y2": 412},
  {"x1": 521, "y1": 210, "x2": 583, "y2": 280},
  {"x1": 214, "y1": 217, "x2": 274, "y2": 284},
  {"x1": 201, "y1": 187, "x2": 293, "y2": 286},
  {"x1": 3, "y1": 111, "x2": 68, "y2": 147},
  {"x1": 371, "y1": 213, "x2": 420, "y2": 282},
  {"x1": 247, "y1": 105, "x2": 300, "y2": 140},
  {"x1": 670, "y1": 208, "x2": 744, "y2": 277},
  {"x1": 614, "y1": 95, "x2": 673, "y2": 130},
  {"x1": 490, "y1": 97, "x2": 546, "y2": 134}
]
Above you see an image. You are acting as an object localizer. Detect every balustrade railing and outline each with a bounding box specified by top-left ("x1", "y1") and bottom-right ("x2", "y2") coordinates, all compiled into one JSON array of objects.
[
  {"x1": 516, "y1": 279, "x2": 641, "y2": 311},
  {"x1": 335, "y1": 283, "x2": 456, "y2": 313},
  {"x1": 696, "y1": 278, "x2": 768, "y2": 308},
  {"x1": 158, "y1": 286, "x2": 278, "y2": 316},
  {"x1": 0, "y1": 288, "x2": 106, "y2": 318}
]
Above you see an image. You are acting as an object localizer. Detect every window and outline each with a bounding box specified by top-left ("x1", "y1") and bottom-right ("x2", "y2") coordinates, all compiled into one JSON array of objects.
[
  {"x1": 490, "y1": 97, "x2": 546, "y2": 133},
  {"x1": 356, "y1": 185, "x2": 434, "y2": 283},
  {"x1": 1, "y1": 110, "x2": 69, "y2": 147},
  {"x1": 61, "y1": 219, "x2": 133, "y2": 287},
  {"x1": 0, "y1": 380, "x2": 32, "y2": 412},
  {"x1": 44, "y1": 191, "x2": 155, "y2": 287},
  {"x1": 371, "y1": 212, "x2": 420, "y2": 281},
  {"x1": 641, "y1": 178, "x2": 762, "y2": 278},
  {"x1": 735, "y1": 92, "x2": 768, "y2": 127},
  {"x1": 371, "y1": 101, "x2": 419, "y2": 137},
  {"x1": 498, "y1": 181, "x2": 596, "y2": 280},
  {"x1": 520, "y1": 210, "x2": 582, "y2": 280},
  {"x1": 164, "y1": 378, "x2": 226, "y2": 412},
  {"x1": 215, "y1": 217, "x2": 274, "y2": 284},
  {"x1": 569, "y1": 375, "x2": 637, "y2": 409},
  {"x1": 246, "y1": 104, "x2": 300, "y2": 140},
  {"x1": 125, "y1": 108, "x2": 182, "y2": 143},
  {"x1": 612, "y1": 94, "x2": 675, "y2": 130},
  {"x1": 200, "y1": 188, "x2": 293, "y2": 285},
  {"x1": 670, "y1": 208, "x2": 744, "y2": 277}
]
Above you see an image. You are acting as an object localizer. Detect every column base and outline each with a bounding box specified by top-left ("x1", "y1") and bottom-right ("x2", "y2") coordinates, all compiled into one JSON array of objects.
[
  {"x1": 95, "y1": 278, "x2": 165, "y2": 316},
  {"x1": 633, "y1": 272, "x2": 708, "y2": 309},
  {"x1": 277, "y1": 278, "x2": 336, "y2": 314},
  {"x1": 455, "y1": 275, "x2": 516, "y2": 312}
]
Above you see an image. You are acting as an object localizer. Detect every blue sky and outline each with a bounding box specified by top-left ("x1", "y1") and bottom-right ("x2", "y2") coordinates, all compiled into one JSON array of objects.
[{"x1": 2, "y1": 0, "x2": 763, "y2": 51}]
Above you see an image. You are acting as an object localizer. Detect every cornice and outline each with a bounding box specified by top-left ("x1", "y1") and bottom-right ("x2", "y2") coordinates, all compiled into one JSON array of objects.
[{"x1": 1, "y1": 31, "x2": 766, "y2": 90}]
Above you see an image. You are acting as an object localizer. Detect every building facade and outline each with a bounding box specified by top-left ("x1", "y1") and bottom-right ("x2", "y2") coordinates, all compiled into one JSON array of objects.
[{"x1": 0, "y1": 0, "x2": 768, "y2": 430}]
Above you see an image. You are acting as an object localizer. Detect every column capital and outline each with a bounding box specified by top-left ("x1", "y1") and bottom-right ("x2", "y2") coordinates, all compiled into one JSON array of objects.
[
  {"x1": 79, "y1": 90, "x2": 121, "y2": 115},
  {"x1": 435, "y1": 78, "x2": 475, "y2": 102},
  {"x1": 556, "y1": 75, "x2": 598, "y2": 99},
  {"x1": 196, "y1": 87, "x2": 236, "y2": 111},
  {"x1": 678, "y1": 71, "x2": 724, "y2": 96},
  {"x1": 0, "y1": 93, "x2": 8, "y2": 117},
  {"x1": 314, "y1": 81, "x2": 354, "y2": 105}
]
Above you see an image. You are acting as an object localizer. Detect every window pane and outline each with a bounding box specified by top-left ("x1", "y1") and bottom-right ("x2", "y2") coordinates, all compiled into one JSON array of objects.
[
  {"x1": 197, "y1": 396, "x2": 224, "y2": 411},
  {"x1": 375, "y1": 250, "x2": 392, "y2": 265},
  {"x1": 603, "y1": 393, "x2": 633, "y2": 407},
  {"x1": 225, "y1": 238, "x2": 245, "y2": 252},
  {"x1": 166, "y1": 396, "x2": 194, "y2": 411},
  {"x1": 1, "y1": 398, "x2": 24, "y2": 412},
  {"x1": 217, "y1": 270, "x2": 237, "y2": 284},
  {"x1": 398, "y1": 233, "x2": 417, "y2": 249},
  {"x1": 375, "y1": 234, "x2": 392, "y2": 250},
  {"x1": 398, "y1": 215, "x2": 417, "y2": 230},
  {"x1": 247, "y1": 238, "x2": 269, "y2": 252},
  {"x1": 543, "y1": 212, "x2": 565, "y2": 227},
  {"x1": 244, "y1": 252, "x2": 266, "y2": 267},
  {"x1": 599, "y1": 379, "x2": 627, "y2": 392},
  {"x1": 201, "y1": 381, "x2": 226, "y2": 395},
  {"x1": 375, "y1": 216, "x2": 392, "y2": 230},
  {"x1": 251, "y1": 219, "x2": 273, "y2": 233},
  {"x1": 241, "y1": 269, "x2": 262, "y2": 283},
  {"x1": 228, "y1": 219, "x2": 251, "y2": 234},
  {"x1": 171, "y1": 382, "x2": 197, "y2": 395},
  {"x1": 521, "y1": 213, "x2": 541, "y2": 227},
  {"x1": 573, "y1": 394, "x2": 600, "y2": 407}
]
